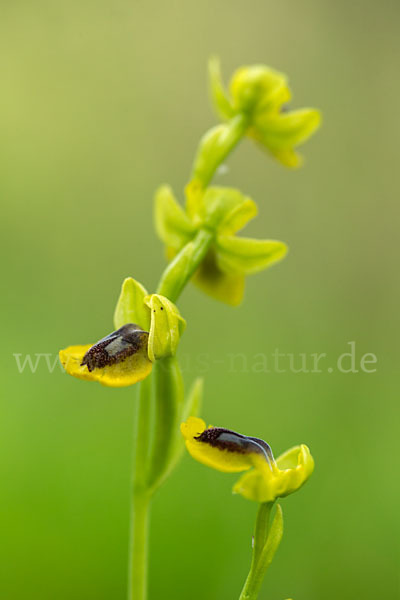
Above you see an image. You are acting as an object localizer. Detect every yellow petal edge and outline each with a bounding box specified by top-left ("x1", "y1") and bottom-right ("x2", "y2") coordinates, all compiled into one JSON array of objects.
[{"x1": 59, "y1": 343, "x2": 153, "y2": 388}]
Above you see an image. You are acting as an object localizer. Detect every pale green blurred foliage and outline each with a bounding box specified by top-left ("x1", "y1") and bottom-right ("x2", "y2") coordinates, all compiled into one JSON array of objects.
[{"x1": 1, "y1": 1, "x2": 399, "y2": 600}]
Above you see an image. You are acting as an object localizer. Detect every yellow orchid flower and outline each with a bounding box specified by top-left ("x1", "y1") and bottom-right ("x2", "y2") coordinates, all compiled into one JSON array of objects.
[
  {"x1": 181, "y1": 417, "x2": 314, "y2": 503},
  {"x1": 59, "y1": 324, "x2": 153, "y2": 388},
  {"x1": 155, "y1": 185, "x2": 287, "y2": 306},
  {"x1": 209, "y1": 58, "x2": 321, "y2": 168},
  {"x1": 59, "y1": 278, "x2": 185, "y2": 387}
]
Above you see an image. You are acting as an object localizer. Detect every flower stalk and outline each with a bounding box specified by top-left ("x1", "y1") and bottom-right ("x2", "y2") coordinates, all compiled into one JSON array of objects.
[
  {"x1": 191, "y1": 112, "x2": 248, "y2": 189},
  {"x1": 128, "y1": 491, "x2": 151, "y2": 600},
  {"x1": 156, "y1": 228, "x2": 214, "y2": 302},
  {"x1": 59, "y1": 58, "x2": 320, "y2": 600},
  {"x1": 126, "y1": 120, "x2": 249, "y2": 595},
  {"x1": 239, "y1": 503, "x2": 284, "y2": 600},
  {"x1": 128, "y1": 377, "x2": 152, "y2": 600},
  {"x1": 147, "y1": 357, "x2": 184, "y2": 491}
]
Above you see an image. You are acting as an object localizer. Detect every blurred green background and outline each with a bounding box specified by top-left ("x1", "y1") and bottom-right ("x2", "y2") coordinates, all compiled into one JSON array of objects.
[{"x1": 1, "y1": 1, "x2": 399, "y2": 598}]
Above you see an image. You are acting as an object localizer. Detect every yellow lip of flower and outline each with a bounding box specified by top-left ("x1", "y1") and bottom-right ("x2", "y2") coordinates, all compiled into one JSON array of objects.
[
  {"x1": 180, "y1": 417, "x2": 277, "y2": 474},
  {"x1": 181, "y1": 416, "x2": 314, "y2": 503},
  {"x1": 59, "y1": 323, "x2": 153, "y2": 388}
]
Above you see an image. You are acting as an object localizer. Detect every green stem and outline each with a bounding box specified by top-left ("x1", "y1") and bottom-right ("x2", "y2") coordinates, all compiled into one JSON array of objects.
[
  {"x1": 191, "y1": 113, "x2": 248, "y2": 188},
  {"x1": 156, "y1": 228, "x2": 214, "y2": 302},
  {"x1": 127, "y1": 108, "x2": 247, "y2": 600},
  {"x1": 157, "y1": 115, "x2": 248, "y2": 303},
  {"x1": 127, "y1": 233, "x2": 212, "y2": 598},
  {"x1": 134, "y1": 377, "x2": 152, "y2": 486},
  {"x1": 252, "y1": 501, "x2": 273, "y2": 566},
  {"x1": 147, "y1": 357, "x2": 184, "y2": 491},
  {"x1": 239, "y1": 502, "x2": 274, "y2": 600},
  {"x1": 128, "y1": 490, "x2": 150, "y2": 600},
  {"x1": 128, "y1": 378, "x2": 152, "y2": 600}
]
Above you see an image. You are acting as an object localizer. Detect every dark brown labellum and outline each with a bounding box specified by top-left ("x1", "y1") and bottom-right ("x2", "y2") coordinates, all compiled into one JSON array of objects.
[
  {"x1": 195, "y1": 427, "x2": 274, "y2": 462},
  {"x1": 81, "y1": 323, "x2": 148, "y2": 372}
]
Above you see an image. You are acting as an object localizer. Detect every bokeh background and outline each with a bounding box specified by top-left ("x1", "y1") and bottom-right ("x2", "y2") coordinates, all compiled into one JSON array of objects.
[{"x1": 1, "y1": 1, "x2": 399, "y2": 598}]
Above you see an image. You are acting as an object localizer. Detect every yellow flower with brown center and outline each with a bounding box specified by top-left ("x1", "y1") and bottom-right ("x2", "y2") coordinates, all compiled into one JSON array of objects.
[
  {"x1": 181, "y1": 417, "x2": 314, "y2": 503},
  {"x1": 59, "y1": 278, "x2": 185, "y2": 387},
  {"x1": 59, "y1": 323, "x2": 152, "y2": 388},
  {"x1": 155, "y1": 185, "x2": 287, "y2": 306}
]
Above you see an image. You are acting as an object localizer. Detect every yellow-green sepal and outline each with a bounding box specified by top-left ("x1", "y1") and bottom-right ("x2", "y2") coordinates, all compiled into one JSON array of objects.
[
  {"x1": 114, "y1": 277, "x2": 150, "y2": 331},
  {"x1": 154, "y1": 185, "x2": 196, "y2": 250},
  {"x1": 216, "y1": 235, "x2": 288, "y2": 274},
  {"x1": 144, "y1": 294, "x2": 186, "y2": 361},
  {"x1": 208, "y1": 56, "x2": 235, "y2": 120}
]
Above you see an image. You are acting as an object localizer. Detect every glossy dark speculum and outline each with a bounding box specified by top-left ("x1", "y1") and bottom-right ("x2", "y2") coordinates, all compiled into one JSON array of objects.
[
  {"x1": 81, "y1": 323, "x2": 148, "y2": 372},
  {"x1": 195, "y1": 427, "x2": 274, "y2": 462}
]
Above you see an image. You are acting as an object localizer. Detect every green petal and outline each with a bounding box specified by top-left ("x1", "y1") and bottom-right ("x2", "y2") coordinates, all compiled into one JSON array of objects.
[
  {"x1": 114, "y1": 277, "x2": 150, "y2": 331},
  {"x1": 254, "y1": 108, "x2": 321, "y2": 151},
  {"x1": 234, "y1": 444, "x2": 314, "y2": 502},
  {"x1": 216, "y1": 235, "x2": 288, "y2": 274},
  {"x1": 154, "y1": 185, "x2": 195, "y2": 250},
  {"x1": 144, "y1": 294, "x2": 186, "y2": 361},
  {"x1": 193, "y1": 248, "x2": 245, "y2": 306},
  {"x1": 198, "y1": 186, "x2": 257, "y2": 234},
  {"x1": 233, "y1": 469, "x2": 277, "y2": 503},
  {"x1": 275, "y1": 444, "x2": 315, "y2": 497},
  {"x1": 208, "y1": 56, "x2": 235, "y2": 120}
]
